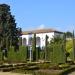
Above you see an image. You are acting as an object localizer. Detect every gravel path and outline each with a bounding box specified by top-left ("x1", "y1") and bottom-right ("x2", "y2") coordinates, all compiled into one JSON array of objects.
[{"x1": 0, "y1": 72, "x2": 32, "y2": 75}]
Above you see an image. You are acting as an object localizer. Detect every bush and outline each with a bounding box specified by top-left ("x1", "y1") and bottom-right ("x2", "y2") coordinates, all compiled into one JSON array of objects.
[
  {"x1": 7, "y1": 46, "x2": 28, "y2": 63},
  {"x1": 40, "y1": 50, "x2": 45, "y2": 60},
  {"x1": 38, "y1": 63, "x2": 50, "y2": 69},
  {"x1": 59, "y1": 63, "x2": 70, "y2": 69}
]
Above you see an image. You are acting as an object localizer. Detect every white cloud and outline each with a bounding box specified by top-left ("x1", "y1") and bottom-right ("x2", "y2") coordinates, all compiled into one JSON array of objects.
[{"x1": 37, "y1": 24, "x2": 45, "y2": 29}]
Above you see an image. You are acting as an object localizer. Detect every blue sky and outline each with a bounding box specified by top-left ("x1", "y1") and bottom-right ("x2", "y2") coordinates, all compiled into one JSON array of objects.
[{"x1": 0, "y1": 0, "x2": 75, "y2": 32}]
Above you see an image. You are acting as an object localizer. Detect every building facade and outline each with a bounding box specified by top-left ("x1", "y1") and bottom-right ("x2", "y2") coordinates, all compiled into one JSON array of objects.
[{"x1": 21, "y1": 29, "x2": 63, "y2": 48}]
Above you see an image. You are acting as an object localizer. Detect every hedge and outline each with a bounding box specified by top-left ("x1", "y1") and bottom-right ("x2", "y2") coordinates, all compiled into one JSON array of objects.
[{"x1": 8, "y1": 46, "x2": 28, "y2": 63}]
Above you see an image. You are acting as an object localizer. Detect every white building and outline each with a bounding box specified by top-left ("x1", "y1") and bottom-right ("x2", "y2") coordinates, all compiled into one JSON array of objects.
[{"x1": 21, "y1": 28, "x2": 63, "y2": 48}]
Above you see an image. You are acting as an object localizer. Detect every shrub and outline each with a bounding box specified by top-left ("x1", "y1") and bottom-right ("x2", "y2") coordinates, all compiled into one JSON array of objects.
[
  {"x1": 38, "y1": 63, "x2": 50, "y2": 69},
  {"x1": 59, "y1": 63, "x2": 70, "y2": 69},
  {"x1": 8, "y1": 46, "x2": 28, "y2": 63}
]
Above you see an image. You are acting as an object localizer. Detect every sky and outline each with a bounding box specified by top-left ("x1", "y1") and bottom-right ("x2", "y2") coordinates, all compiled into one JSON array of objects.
[{"x1": 0, "y1": 0, "x2": 75, "y2": 32}]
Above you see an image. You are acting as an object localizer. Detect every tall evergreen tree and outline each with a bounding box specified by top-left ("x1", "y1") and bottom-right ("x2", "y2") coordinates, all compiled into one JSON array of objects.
[
  {"x1": 32, "y1": 33, "x2": 36, "y2": 61},
  {"x1": 45, "y1": 35, "x2": 48, "y2": 61},
  {"x1": 0, "y1": 4, "x2": 21, "y2": 51},
  {"x1": 72, "y1": 30, "x2": 75, "y2": 61},
  {"x1": 65, "y1": 31, "x2": 73, "y2": 38}
]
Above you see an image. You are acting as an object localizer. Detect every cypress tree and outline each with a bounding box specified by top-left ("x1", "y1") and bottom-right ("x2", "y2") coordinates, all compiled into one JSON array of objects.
[
  {"x1": 72, "y1": 30, "x2": 75, "y2": 61},
  {"x1": 62, "y1": 33, "x2": 66, "y2": 62},
  {"x1": 32, "y1": 33, "x2": 36, "y2": 61},
  {"x1": 45, "y1": 35, "x2": 48, "y2": 61}
]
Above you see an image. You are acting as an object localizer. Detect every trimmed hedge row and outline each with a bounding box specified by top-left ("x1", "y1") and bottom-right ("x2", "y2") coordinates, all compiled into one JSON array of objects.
[
  {"x1": 7, "y1": 46, "x2": 28, "y2": 63},
  {"x1": 47, "y1": 43, "x2": 66, "y2": 64}
]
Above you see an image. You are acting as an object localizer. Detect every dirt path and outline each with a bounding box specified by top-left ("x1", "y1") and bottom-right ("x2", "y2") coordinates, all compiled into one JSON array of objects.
[
  {"x1": 0, "y1": 72, "x2": 32, "y2": 75},
  {"x1": 68, "y1": 71, "x2": 75, "y2": 75}
]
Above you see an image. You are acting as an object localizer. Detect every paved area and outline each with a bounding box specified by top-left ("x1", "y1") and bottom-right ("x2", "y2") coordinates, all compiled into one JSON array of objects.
[
  {"x1": 0, "y1": 72, "x2": 32, "y2": 75},
  {"x1": 68, "y1": 71, "x2": 75, "y2": 75}
]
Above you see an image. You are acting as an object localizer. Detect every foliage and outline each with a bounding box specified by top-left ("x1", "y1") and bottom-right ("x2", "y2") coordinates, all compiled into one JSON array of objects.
[
  {"x1": 19, "y1": 37, "x2": 22, "y2": 46},
  {"x1": 66, "y1": 37, "x2": 75, "y2": 61},
  {"x1": 7, "y1": 46, "x2": 27, "y2": 63},
  {"x1": 66, "y1": 40, "x2": 73, "y2": 53},
  {"x1": 65, "y1": 31, "x2": 73, "y2": 38},
  {"x1": 48, "y1": 34, "x2": 66, "y2": 64},
  {"x1": 52, "y1": 43, "x2": 66, "y2": 64},
  {"x1": 45, "y1": 35, "x2": 48, "y2": 61},
  {"x1": 0, "y1": 4, "x2": 21, "y2": 50},
  {"x1": 36, "y1": 47, "x2": 40, "y2": 61},
  {"x1": 40, "y1": 50, "x2": 45, "y2": 60},
  {"x1": 38, "y1": 63, "x2": 50, "y2": 69},
  {"x1": 59, "y1": 63, "x2": 70, "y2": 69},
  {"x1": 50, "y1": 35, "x2": 63, "y2": 44},
  {"x1": 32, "y1": 33, "x2": 36, "y2": 61},
  {"x1": 0, "y1": 49, "x2": 2, "y2": 61},
  {"x1": 47, "y1": 46, "x2": 53, "y2": 61}
]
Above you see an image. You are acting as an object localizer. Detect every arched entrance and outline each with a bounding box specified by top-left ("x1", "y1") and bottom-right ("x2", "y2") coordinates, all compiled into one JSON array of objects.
[
  {"x1": 28, "y1": 37, "x2": 33, "y2": 46},
  {"x1": 22, "y1": 38, "x2": 27, "y2": 46},
  {"x1": 36, "y1": 37, "x2": 40, "y2": 47}
]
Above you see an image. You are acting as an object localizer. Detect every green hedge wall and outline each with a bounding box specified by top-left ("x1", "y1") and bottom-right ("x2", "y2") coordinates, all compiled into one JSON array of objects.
[
  {"x1": 40, "y1": 50, "x2": 45, "y2": 60},
  {"x1": 8, "y1": 46, "x2": 28, "y2": 63},
  {"x1": 0, "y1": 49, "x2": 2, "y2": 61},
  {"x1": 66, "y1": 39, "x2": 75, "y2": 61},
  {"x1": 47, "y1": 46, "x2": 53, "y2": 62},
  {"x1": 47, "y1": 43, "x2": 66, "y2": 64},
  {"x1": 52, "y1": 43, "x2": 66, "y2": 64},
  {"x1": 36, "y1": 47, "x2": 40, "y2": 61}
]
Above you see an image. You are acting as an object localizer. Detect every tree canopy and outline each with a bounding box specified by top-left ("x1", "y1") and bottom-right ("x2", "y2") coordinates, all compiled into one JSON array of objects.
[
  {"x1": 65, "y1": 31, "x2": 73, "y2": 38},
  {"x1": 0, "y1": 4, "x2": 21, "y2": 50}
]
